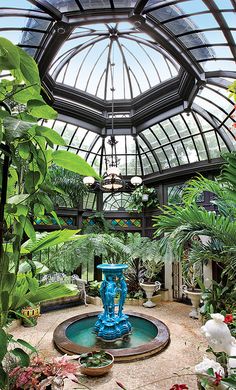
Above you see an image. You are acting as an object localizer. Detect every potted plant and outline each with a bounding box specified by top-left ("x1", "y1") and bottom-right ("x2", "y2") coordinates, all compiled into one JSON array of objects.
[
  {"x1": 79, "y1": 350, "x2": 114, "y2": 376},
  {"x1": 87, "y1": 280, "x2": 102, "y2": 305},
  {"x1": 127, "y1": 185, "x2": 159, "y2": 213},
  {"x1": 182, "y1": 249, "x2": 203, "y2": 319},
  {"x1": 139, "y1": 261, "x2": 163, "y2": 308}
]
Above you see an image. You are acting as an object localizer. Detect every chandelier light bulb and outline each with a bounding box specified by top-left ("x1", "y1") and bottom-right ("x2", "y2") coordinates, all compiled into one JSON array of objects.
[
  {"x1": 83, "y1": 176, "x2": 95, "y2": 186},
  {"x1": 130, "y1": 176, "x2": 143, "y2": 186}
]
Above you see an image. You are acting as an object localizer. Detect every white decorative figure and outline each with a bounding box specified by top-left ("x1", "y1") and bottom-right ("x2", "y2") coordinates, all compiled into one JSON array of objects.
[{"x1": 201, "y1": 313, "x2": 236, "y2": 372}]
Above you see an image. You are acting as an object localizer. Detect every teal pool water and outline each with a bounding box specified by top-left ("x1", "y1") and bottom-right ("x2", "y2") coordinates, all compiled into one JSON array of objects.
[{"x1": 66, "y1": 315, "x2": 158, "y2": 349}]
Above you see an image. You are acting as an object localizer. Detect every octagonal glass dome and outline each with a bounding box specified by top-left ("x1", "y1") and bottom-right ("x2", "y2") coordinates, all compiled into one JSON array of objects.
[{"x1": 49, "y1": 22, "x2": 180, "y2": 100}]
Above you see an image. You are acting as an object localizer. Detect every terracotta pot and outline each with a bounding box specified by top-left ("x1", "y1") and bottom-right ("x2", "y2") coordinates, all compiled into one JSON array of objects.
[{"x1": 79, "y1": 352, "x2": 114, "y2": 376}]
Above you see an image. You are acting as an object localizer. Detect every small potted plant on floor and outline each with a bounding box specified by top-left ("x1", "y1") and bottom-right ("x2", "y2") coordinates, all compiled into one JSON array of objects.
[{"x1": 79, "y1": 350, "x2": 114, "y2": 376}]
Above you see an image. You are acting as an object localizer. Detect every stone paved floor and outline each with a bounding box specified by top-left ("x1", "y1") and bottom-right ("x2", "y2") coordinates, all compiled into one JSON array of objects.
[{"x1": 10, "y1": 302, "x2": 207, "y2": 390}]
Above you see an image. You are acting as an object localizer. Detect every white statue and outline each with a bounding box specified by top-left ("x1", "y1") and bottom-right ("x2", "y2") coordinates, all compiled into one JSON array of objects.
[{"x1": 201, "y1": 313, "x2": 236, "y2": 372}]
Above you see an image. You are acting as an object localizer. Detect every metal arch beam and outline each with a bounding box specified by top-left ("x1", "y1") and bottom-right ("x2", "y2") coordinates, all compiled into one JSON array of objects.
[
  {"x1": 206, "y1": 70, "x2": 236, "y2": 79},
  {"x1": 52, "y1": 35, "x2": 108, "y2": 80},
  {"x1": 143, "y1": 158, "x2": 223, "y2": 185},
  {"x1": 192, "y1": 111, "x2": 211, "y2": 163},
  {"x1": 133, "y1": 0, "x2": 150, "y2": 15},
  {"x1": 192, "y1": 103, "x2": 234, "y2": 152},
  {"x1": 0, "y1": 9, "x2": 52, "y2": 19},
  {"x1": 136, "y1": 14, "x2": 204, "y2": 81},
  {"x1": 202, "y1": 0, "x2": 236, "y2": 59},
  {"x1": 143, "y1": 0, "x2": 189, "y2": 14},
  {"x1": 104, "y1": 36, "x2": 113, "y2": 101},
  {"x1": 121, "y1": 34, "x2": 179, "y2": 71},
  {"x1": 116, "y1": 39, "x2": 134, "y2": 99},
  {"x1": 28, "y1": 0, "x2": 62, "y2": 20}
]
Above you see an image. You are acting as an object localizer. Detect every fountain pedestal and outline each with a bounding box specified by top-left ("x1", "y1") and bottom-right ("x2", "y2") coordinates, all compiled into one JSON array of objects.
[{"x1": 94, "y1": 264, "x2": 131, "y2": 342}]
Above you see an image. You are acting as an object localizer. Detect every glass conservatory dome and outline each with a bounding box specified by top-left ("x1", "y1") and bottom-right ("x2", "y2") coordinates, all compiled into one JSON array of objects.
[{"x1": 1, "y1": 0, "x2": 236, "y2": 181}]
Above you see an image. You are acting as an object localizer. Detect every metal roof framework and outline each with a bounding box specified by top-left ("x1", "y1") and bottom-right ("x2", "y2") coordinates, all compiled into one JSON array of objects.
[{"x1": 1, "y1": 0, "x2": 236, "y2": 180}]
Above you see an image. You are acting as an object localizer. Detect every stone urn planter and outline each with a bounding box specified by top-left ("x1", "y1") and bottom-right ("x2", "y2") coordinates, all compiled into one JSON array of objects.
[
  {"x1": 183, "y1": 286, "x2": 202, "y2": 319},
  {"x1": 140, "y1": 281, "x2": 161, "y2": 308},
  {"x1": 79, "y1": 351, "x2": 114, "y2": 377}
]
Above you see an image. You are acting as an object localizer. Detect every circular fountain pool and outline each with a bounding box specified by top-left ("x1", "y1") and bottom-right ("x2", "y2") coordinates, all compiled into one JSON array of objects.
[{"x1": 53, "y1": 311, "x2": 170, "y2": 362}]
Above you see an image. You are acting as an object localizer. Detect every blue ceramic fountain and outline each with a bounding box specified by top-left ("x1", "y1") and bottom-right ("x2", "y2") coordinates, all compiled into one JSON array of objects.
[{"x1": 94, "y1": 264, "x2": 132, "y2": 341}]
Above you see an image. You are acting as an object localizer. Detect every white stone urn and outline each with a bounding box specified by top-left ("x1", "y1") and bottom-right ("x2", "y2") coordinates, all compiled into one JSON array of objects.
[
  {"x1": 183, "y1": 286, "x2": 202, "y2": 319},
  {"x1": 140, "y1": 281, "x2": 161, "y2": 308}
]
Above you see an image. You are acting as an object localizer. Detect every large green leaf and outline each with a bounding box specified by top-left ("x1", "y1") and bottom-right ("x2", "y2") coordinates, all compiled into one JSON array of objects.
[
  {"x1": 0, "y1": 366, "x2": 7, "y2": 388},
  {"x1": 36, "y1": 126, "x2": 66, "y2": 146},
  {"x1": 7, "y1": 194, "x2": 29, "y2": 205},
  {"x1": 22, "y1": 229, "x2": 81, "y2": 253},
  {"x1": 0, "y1": 37, "x2": 20, "y2": 69},
  {"x1": 18, "y1": 142, "x2": 30, "y2": 160},
  {"x1": 17, "y1": 46, "x2": 40, "y2": 91},
  {"x1": 52, "y1": 150, "x2": 100, "y2": 179},
  {"x1": 27, "y1": 99, "x2": 57, "y2": 120},
  {"x1": 0, "y1": 329, "x2": 8, "y2": 362},
  {"x1": 25, "y1": 282, "x2": 78, "y2": 304},
  {"x1": 3, "y1": 117, "x2": 36, "y2": 141},
  {"x1": 11, "y1": 347, "x2": 30, "y2": 367}
]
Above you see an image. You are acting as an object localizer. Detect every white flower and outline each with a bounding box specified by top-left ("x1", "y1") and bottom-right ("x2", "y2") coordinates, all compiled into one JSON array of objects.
[
  {"x1": 195, "y1": 357, "x2": 224, "y2": 376},
  {"x1": 211, "y1": 313, "x2": 225, "y2": 322}
]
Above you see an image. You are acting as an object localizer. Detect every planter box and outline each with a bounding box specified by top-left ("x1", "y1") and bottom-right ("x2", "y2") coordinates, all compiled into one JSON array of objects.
[{"x1": 87, "y1": 296, "x2": 102, "y2": 306}]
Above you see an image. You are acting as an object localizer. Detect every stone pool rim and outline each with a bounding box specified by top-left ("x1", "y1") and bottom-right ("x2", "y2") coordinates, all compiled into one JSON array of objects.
[{"x1": 53, "y1": 311, "x2": 170, "y2": 362}]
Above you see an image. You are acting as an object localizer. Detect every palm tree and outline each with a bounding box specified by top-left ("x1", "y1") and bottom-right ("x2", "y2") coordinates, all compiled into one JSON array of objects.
[{"x1": 153, "y1": 152, "x2": 236, "y2": 282}]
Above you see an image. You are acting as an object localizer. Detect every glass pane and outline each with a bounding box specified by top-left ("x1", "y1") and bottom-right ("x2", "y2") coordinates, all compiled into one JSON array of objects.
[
  {"x1": 204, "y1": 131, "x2": 220, "y2": 158},
  {"x1": 163, "y1": 145, "x2": 179, "y2": 167},
  {"x1": 193, "y1": 135, "x2": 208, "y2": 160},
  {"x1": 182, "y1": 113, "x2": 199, "y2": 134},
  {"x1": 222, "y1": 12, "x2": 236, "y2": 28},
  {"x1": 178, "y1": 0, "x2": 208, "y2": 13},
  {"x1": 214, "y1": 0, "x2": 234, "y2": 9},
  {"x1": 79, "y1": 0, "x2": 111, "y2": 9},
  {"x1": 183, "y1": 138, "x2": 198, "y2": 162},
  {"x1": 200, "y1": 60, "x2": 236, "y2": 71},
  {"x1": 155, "y1": 149, "x2": 170, "y2": 170},
  {"x1": 173, "y1": 141, "x2": 188, "y2": 164},
  {"x1": 151, "y1": 124, "x2": 169, "y2": 144},
  {"x1": 179, "y1": 31, "x2": 227, "y2": 47}
]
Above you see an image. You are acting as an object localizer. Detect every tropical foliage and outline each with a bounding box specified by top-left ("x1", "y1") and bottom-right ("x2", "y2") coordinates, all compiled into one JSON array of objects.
[
  {"x1": 0, "y1": 37, "x2": 98, "y2": 388},
  {"x1": 48, "y1": 165, "x2": 88, "y2": 207},
  {"x1": 127, "y1": 185, "x2": 159, "y2": 213}
]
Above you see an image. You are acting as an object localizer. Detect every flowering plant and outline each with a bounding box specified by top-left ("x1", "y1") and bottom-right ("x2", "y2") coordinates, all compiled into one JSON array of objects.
[{"x1": 9, "y1": 355, "x2": 80, "y2": 389}]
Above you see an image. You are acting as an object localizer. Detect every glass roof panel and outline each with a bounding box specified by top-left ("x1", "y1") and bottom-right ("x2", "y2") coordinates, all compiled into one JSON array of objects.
[
  {"x1": 41, "y1": 0, "x2": 79, "y2": 12},
  {"x1": 214, "y1": 0, "x2": 234, "y2": 9},
  {"x1": 113, "y1": 1, "x2": 137, "y2": 8},
  {"x1": 222, "y1": 12, "x2": 236, "y2": 28},
  {"x1": 179, "y1": 31, "x2": 228, "y2": 48},
  {"x1": 79, "y1": 0, "x2": 111, "y2": 9},
  {"x1": 49, "y1": 22, "x2": 180, "y2": 100},
  {"x1": 177, "y1": 1, "x2": 208, "y2": 13},
  {"x1": 200, "y1": 60, "x2": 236, "y2": 72},
  {"x1": 192, "y1": 135, "x2": 208, "y2": 160}
]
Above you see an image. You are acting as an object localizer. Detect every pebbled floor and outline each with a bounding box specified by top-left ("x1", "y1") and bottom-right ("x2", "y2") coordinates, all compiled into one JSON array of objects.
[{"x1": 10, "y1": 301, "x2": 207, "y2": 390}]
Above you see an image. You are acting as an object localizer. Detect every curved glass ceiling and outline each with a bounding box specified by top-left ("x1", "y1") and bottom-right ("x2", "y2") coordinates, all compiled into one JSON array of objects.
[
  {"x1": 1, "y1": 0, "x2": 236, "y2": 180},
  {"x1": 49, "y1": 22, "x2": 180, "y2": 100},
  {"x1": 42, "y1": 79, "x2": 236, "y2": 176}
]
